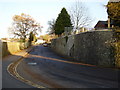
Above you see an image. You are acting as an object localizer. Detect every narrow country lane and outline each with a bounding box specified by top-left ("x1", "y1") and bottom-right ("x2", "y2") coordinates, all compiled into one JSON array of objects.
[{"x1": 16, "y1": 45, "x2": 119, "y2": 88}]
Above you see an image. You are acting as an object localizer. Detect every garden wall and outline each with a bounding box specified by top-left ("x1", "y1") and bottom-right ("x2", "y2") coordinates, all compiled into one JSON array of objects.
[
  {"x1": 51, "y1": 31, "x2": 118, "y2": 67},
  {"x1": 1, "y1": 41, "x2": 30, "y2": 57}
]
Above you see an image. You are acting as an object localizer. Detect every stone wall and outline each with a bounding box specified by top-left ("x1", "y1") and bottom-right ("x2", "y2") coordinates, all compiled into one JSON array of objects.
[
  {"x1": 51, "y1": 31, "x2": 117, "y2": 67},
  {"x1": 1, "y1": 41, "x2": 30, "y2": 57}
]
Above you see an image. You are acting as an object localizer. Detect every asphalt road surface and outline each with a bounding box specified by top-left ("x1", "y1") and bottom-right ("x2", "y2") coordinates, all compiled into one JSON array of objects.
[
  {"x1": 18, "y1": 45, "x2": 119, "y2": 88},
  {"x1": 2, "y1": 45, "x2": 120, "y2": 89},
  {"x1": 2, "y1": 50, "x2": 34, "y2": 88}
]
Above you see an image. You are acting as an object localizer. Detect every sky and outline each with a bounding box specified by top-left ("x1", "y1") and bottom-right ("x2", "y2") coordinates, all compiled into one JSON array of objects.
[{"x1": 0, "y1": 0, "x2": 109, "y2": 38}]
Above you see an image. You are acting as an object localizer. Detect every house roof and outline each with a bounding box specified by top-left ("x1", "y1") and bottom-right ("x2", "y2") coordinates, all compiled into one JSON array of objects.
[
  {"x1": 97, "y1": 20, "x2": 113, "y2": 25},
  {"x1": 94, "y1": 20, "x2": 114, "y2": 28},
  {"x1": 98, "y1": 21, "x2": 108, "y2": 25}
]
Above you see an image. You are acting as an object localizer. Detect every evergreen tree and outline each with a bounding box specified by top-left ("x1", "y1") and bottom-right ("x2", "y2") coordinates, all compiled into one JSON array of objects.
[
  {"x1": 54, "y1": 8, "x2": 72, "y2": 36},
  {"x1": 29, "y1": 32, "x2": 37, "y2": 45},
  {"x1": 29, "y1": 32, "x2": 34, "y2": 42}
]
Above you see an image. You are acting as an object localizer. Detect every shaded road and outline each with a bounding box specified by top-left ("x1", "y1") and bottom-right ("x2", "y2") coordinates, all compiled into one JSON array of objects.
[
  {"x1": 17, "y1": 45, "x2": 119, "y2": 88},
  {"x1": 2, "y1": 49, "x2": 34, "y2": 88}
]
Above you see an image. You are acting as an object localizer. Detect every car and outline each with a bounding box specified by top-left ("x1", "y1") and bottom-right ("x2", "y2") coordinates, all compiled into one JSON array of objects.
[{"x1": 43, "y1": 43, "x2": 48, "y2": 47}]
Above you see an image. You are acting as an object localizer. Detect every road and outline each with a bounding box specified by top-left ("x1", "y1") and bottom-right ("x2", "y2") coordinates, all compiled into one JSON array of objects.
[
  {"x1": 17, "y1": 45, "x2": 119, "y2": 88},
  {"x1": 2, "y1": 49, "x2": 34, "y2": 88}
]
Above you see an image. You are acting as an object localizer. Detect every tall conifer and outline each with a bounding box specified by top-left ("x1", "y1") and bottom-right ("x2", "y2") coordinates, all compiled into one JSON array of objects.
[{"x1": 54, "y1": 8, "x2": 72, "y2": 35}]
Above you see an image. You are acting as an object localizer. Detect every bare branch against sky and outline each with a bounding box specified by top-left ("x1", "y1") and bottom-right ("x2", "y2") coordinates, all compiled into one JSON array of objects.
[
  {"x1": 69, "y1": 1, "x2": 92, "y2": 30},
  {"x1": 9, "y1": 13, "x2": 41, "y2": 40}
]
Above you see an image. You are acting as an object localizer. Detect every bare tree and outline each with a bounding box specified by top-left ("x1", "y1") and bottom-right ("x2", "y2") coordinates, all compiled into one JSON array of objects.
[
  {"x1": 69, "y1": 1, "x2": 92, "y2": 30},
  {"x1": 9, "y1": 13, "x2": 41, "y2": 42},
  {"x1": 47, "y1": 19, "x2": 55, "y2": 34}
]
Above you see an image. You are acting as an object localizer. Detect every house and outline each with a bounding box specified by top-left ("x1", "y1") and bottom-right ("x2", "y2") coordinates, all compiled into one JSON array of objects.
[
  {"x1": 94, "y1": 21, "x2": 108, "y2": 30},
  {"x1": 94, "y1": 20, "x2": 114, "y2": 30}
]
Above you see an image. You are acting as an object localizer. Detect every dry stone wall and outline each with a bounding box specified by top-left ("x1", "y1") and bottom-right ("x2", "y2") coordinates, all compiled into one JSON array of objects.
[{"x1": 51, "y1": 31, "x2": 116, "y2": 67}]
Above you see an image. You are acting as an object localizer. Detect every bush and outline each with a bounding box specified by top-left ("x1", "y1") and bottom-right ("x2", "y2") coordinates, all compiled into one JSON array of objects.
[
  {"x1": 113, "y1": 29, "x2": 120, "y2": 67},
  {"x1": 114, "y1": 41, "x2": 120, "y2": 67}
]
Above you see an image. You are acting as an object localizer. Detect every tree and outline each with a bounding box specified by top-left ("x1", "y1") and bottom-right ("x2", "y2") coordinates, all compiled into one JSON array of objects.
[
  {"x1": 47, "y1": 19, "x2": 55, "y2": 34},
  {"x1": 9, "y1": 13, "x2": 41, "y2": 42},
  {"x1": 107, "y1": 1, "x2": 120, "y2": 27},
  {"x1": 54, "y1": 8, "x2": 72, "y2": 36},
  {"x1": 69, "y1": 1, "x2": 92, "y2": 30},
  {"x1": 29, "y1": 32, "x2": 34, "y2": 42},
  {"x1": 29, "y1": 31, "x2": 37, "y2": 45}
]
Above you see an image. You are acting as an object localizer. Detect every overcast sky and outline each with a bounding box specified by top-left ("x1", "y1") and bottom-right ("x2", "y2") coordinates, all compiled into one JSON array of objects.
[{"x1": 0, "y1": 0, "x2": 109, "y2": 38}]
